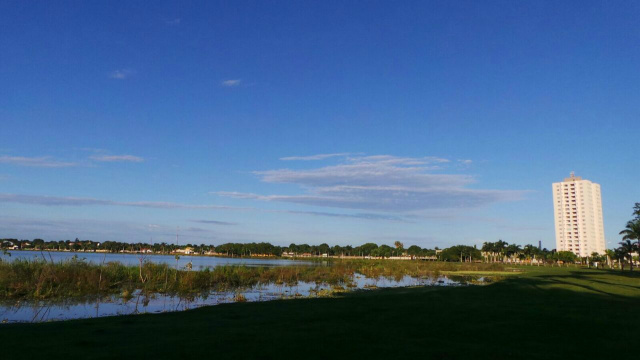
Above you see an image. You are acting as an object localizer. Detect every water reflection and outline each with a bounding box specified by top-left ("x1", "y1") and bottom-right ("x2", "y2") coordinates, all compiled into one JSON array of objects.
[{"x1": 0, "y1": 274, "x2": 482, "y2": 323}]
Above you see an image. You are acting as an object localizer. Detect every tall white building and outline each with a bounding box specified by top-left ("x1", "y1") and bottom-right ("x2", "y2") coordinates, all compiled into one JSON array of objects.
[{"x1": 552, "y1": 173, "x2": 606, "y2": 256}]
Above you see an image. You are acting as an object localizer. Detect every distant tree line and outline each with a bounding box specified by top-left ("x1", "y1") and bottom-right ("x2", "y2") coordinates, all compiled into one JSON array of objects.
[
  {"x1": 0, "y1": 238, "x2": 434, "y2": 258},
  {"x1": 0, "y1": 237, "x2": 626, "y2": 265},
  {"x1": 1, "y1": 202, "x2": 638, "y2": 267}
]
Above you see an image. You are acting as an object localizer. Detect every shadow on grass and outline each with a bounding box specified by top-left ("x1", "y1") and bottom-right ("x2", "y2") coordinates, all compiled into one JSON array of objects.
[
  {"x1": 529, "y1": 269, "x2": 640, "y2": 297},
  {"x1": 1, "y1": 268, "x2": 639, "y2": 360}
]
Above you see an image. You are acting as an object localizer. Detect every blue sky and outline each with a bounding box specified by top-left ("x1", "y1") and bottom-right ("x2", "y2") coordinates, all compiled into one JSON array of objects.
[{"x1": 1, "y1": 1, "x2": 638, "y2": 249}]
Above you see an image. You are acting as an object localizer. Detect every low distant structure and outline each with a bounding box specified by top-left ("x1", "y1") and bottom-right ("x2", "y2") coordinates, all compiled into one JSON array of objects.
[
  {"x1": 174, "y1": 247, "x2": 194, "y2": 255},
  {"x1": 388, "y1": 256, "x2": 412, "y2": 260}
]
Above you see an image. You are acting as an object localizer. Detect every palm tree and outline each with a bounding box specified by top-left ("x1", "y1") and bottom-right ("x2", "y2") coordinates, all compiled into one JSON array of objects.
[
  {"x1": 614, "y1": 247, "x2": 627, "y2": 270},
  {"x1": 393, "y1": 241, "x2": 404, "y2": 256},
  {"x1": 617, "y1": 240, "x2": 637, "y2": 271},
  {"x1": 505, "y1": 244, "x2": 522, "y2": 263},
  {"x1": 619, "y1": 220, "x2": 640, "y2": 270},
  {"x1": 495, "y1": 240, "x2": 508, "y2": 262},
  {"x1": 481, "y1": 242, "x2": 494, "y2": 262},
  {"x1": 619, "y1": 219, "x2": 640, "y2": 249},
  {"x1": 482, "y1": 240, "x2": 508, "y2": 263},
  {"x1": 605, "y1": 249, "x2": 615, "y2": 268}
]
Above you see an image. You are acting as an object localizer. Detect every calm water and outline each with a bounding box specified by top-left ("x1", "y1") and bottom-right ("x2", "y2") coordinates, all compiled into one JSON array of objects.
[
  {"x1": 0, "y1": 274, "x2": 476, "y2": 323},
  {"x1": 4, "y1": 250, "x2": 315, "y2": 268}
]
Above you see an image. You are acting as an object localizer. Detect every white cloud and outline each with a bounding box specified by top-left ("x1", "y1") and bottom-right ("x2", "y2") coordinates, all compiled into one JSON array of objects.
[
  {"x1": 0, "y1": 192, "x2": 408, "y2": 223},
  {"x1": 217, "y1": 154, "x2": 525, "y2": 212},
  {"x1": 0, "y1": 155, "x2": 77, "y2": 168},
  {"x1": 280, "y1": 153, "x2": 352, "y2": 161},
  {"x1": 109, "y1": 69, "x2": 135, "y2": 80},
  {"x1": 458, "y1": 159, "x2": 473, "y2": 165},
  {"x1": 282, "y1": 210, "x2": 408, "y2": 222},
  {"x1": 0, "y1": 193, "x2": 238, "y2": 210},
  {"x1": 347, "y1": 155, "x2": 449, "y2": 166},
  {"x1": 90, "y1": 154, "x2": 144, "y2": 163},
  {"x1": 0, "y1": 216, "x2": 220, "y2": 243},
  {"x1": 166, "y1": 18, "x2": 181, "y2": 25},
  {"x1": 221, "y1": 79, "x2": 241, "y2": 87},
  {"x1": 191, "y1": 219, "x2": 237, "y2": 226}
]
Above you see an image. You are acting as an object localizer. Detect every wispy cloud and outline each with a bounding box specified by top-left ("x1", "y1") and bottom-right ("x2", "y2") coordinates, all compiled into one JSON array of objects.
[
  {"x1": 90, "y1": 154, "x2": 144, "y2": 163},
  {"x1": 216, "y1": 154, "x2": 525, "y2": 212},
  {"x1": 0, "y1": 156, "x2": 77, "y2": 168},
  {"x1": 280, "y1": 153, "x2": 352, "y2": 161},
  {"x1": 0, "y1": 192, "x2": 408, "y2": 224},
  {"x1": 166, "y1": 18, "x2": 181, "y2": 25},
  {"x1": 458, "y1": 159, "x2": 473, "y2": 165},
  {"x1": 0, "y1": 193, "x2": 238, "y2": 210},
  {"x1": 109, "y1": 69, "x2": 135, "y2": 80},
  {"x1": 191, "y1": 219, "x2": 237, "y2": 226},
  {"x1": 283, "y1": 210, "x2": 409, "y2": 222},
  {"x1": 221, "y1": 79, "x2": 241, "y2": 87},
  {"x1": 0, "y1": 216, "x2": 221, "y2": 243}
]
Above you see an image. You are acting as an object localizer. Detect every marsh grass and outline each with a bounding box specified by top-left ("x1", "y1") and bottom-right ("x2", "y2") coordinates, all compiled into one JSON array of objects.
[
  {"x1": 2, "y1": 267, "x2": 639, "y2": 359},
  {"x1": 0, "y1": 257, "x2": 506, "y2": 300}
]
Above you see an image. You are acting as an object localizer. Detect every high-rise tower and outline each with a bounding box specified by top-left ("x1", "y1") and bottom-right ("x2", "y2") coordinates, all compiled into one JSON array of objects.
[{"x1": 552, "y1": 173, "x2": 606, "y2": 256}]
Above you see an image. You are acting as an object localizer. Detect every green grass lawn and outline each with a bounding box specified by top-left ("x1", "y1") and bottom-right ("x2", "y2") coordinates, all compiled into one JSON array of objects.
[{"x1": 2, "y1": 266, "x2": 639, "y2": 359}]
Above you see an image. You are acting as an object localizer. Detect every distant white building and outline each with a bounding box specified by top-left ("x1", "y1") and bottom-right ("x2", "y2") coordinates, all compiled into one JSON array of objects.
[
  {"x1": 552, "y1": 173, "x2": 606, "y2": 256},
  {"x1": 175, "y1": 247, "x2": 194, "y2": 255}
]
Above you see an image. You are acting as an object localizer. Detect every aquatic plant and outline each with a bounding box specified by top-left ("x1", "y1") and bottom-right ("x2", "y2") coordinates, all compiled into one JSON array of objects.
[{"x1": 0, "y1": 257, "x2": 506, "y2": 300}]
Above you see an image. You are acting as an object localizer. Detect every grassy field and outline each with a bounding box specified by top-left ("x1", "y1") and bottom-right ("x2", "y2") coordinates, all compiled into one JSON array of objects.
[{"x1": 2, "y1": 266, "x2": 639, "y2": 359}]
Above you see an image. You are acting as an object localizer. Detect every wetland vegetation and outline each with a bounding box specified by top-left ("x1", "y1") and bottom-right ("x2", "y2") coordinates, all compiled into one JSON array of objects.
[
  {"x1": 0, "y1": 256, "x2": 506, "y2": 301},
  {"x1": 1, "y1": 266, "x2": 638, "y2": 359}
]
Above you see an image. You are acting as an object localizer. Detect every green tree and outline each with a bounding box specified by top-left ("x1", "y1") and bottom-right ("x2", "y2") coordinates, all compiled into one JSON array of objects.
[
  {"x1": 317, "y1": 243, "x2": 330, "y2": 256},
  {"x1": 440, "y1": 245, "x2": 481, "y2": 262},
  {"x1": 377, "y1": 245, "x2": 394, "y2": 258},
  {"x1": 554, "y1": 251, "x2": 578, "y2": 264},
  {"x1": 604, "y1": 249, "x2": 616, "y2": 268},
  {"x1": 482, "y1": 240, "x2": 508, "y2": 262},
  {"x1": 619, "y1": 220, "x2": 640, "y2": 266},
  {"x1": 32, "y1": 239, "x2": 45, "y2": 250},
  {"x1": 633, "y1": 202, "x2": 640, "y2": 221},
  {"x1": 614, "y1": 247, "x2": 628, "y2": 270},
  {"x1": 590, "y1": 252, "x2": 604, "y2": 269},
  {"x1": 406, "y1": 245, "x2": 422, "y2": 257},
  {"x1": 617, "y1": 240, "x2": 637, "y2": 271},
  {"x1": 353, "y1": 243, "x2": 378, "y2": 257},
  {"x1": 504, "y1": 244, "x2": 522, "y2": 262}
]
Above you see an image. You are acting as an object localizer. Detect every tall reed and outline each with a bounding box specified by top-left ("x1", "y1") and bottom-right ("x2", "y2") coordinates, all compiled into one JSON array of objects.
[{"x1": 0, "y1": 257, "x2": 506, "y2": 300}]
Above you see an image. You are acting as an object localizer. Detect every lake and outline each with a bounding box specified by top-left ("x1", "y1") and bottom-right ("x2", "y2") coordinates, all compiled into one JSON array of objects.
[
  {"x1": 0, "y1": 251, "x2": 485, "y2": 324},
  {"x1": 3, "y1": 250, "x2": 316, "y2": 268},
  {"x1": 0, "y1": 274, "x2": 475, "y2": 323}
]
